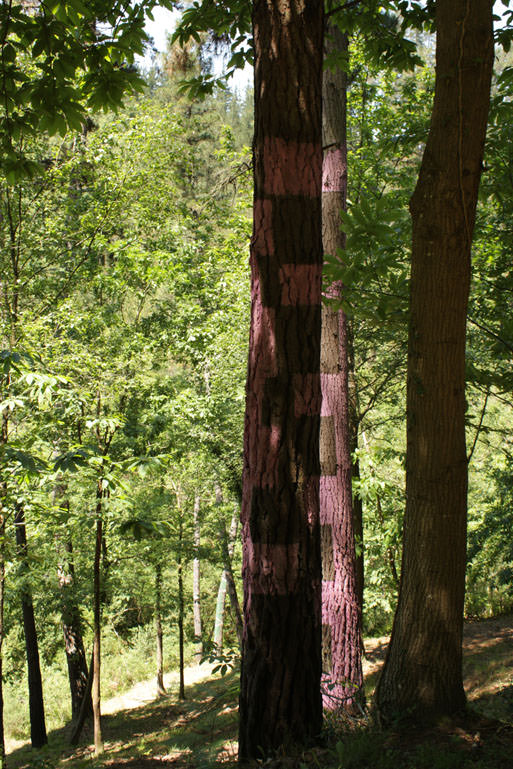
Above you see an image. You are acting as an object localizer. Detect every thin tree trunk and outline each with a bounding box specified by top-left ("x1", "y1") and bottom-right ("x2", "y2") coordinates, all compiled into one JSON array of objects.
[
  {"x1": 192, "y1": 495, "x2": 203, "y2": 662},
  {"x1": 56, "y1": 515, "x2": 92, "y2": 721},
  {"x1": 376, "y1": 0, "x2": 494, "y2": 723},
  {"x1": 178, "y1": 511, "x2": 185, "y2": 701},
  {"x1": 239, "y1": 0, "x2": 324, "y2": 758},
  {"x1": 223, "y1": 511, "x2": 243, "y2": 647},
  {"x1": 14, "y1": 506, "x2": 47, "y2": 748},
  {"x1": 214, "y1": 509, "x2": 243, "y2": 651},
  {"x1": 69, "y1": 651, "x2": 94, "y2": 746},
  {"x1": 348, "y1": 326, "x2": 364, "y2": 617},
  {"x1": 92, "y1": 488, "x2": 104, "y2": 755},
  {"x1": 0, "y1": 512, "x2": 6, "y2": 769},
  {"x1": 155, "y1": 564, "x2": 166, "y2": 696},
  {"x1": 320, "y1": 21, "x2": 363, "y2": 711},
  {"x1": 213, "y1": 572, "x2": 227, "y2": 653}
]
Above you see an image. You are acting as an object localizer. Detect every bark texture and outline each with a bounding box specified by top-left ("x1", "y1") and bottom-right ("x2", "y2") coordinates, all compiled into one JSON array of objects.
[
  {"x1": 320, "y1": 23, "x2": 363, "y2": 710},
  {"x1": 375, "y1": 0, "x2": 494, "y2": 722},
  {"x1": 15, "y1": 506, "x2": 47, "y2": 748},
  {"x1": 239, "y1": 0, "x2": 324, "y2": 759}
]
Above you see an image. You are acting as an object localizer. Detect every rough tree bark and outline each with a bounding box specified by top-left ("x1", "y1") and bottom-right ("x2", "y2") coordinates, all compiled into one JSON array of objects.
[
  {"x1": 375, "y1": 0, "x2": 494, "y2": 722},
  {"x1": 320, "y1": 20, "x2": 363, "y2": 710},
  {"x1": 239, "y1": 0, "x2": 324, "y2": 759},
  {"x1": 14, "y1": 505, "x2": 47, "y2": 748},
  {"x1": 192, "y1": 495, "x2": 203, "y2": 662}
]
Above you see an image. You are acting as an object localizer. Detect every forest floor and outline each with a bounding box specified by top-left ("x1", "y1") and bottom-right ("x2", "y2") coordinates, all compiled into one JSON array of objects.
[{"x1": 7, "y1": 614, "x2": 513, "y2": 769}]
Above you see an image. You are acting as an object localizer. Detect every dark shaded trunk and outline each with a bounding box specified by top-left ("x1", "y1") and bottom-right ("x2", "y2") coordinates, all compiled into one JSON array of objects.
[
  {"x1": 320, "y1": 22, "x2": 363, "y2": 711},
  {"x1": 155, "y1": 564, "x2": 166, "y2": 696},
  {"x1": 92, "y1": 489, "x2": 104, "y2": 755},
  {"x1": 375, "y1": 0, "x2": 494, "y2": 723},
  {"x1": 57, "y1": 522, "x2": 92, "y2": 721},
  {"x1": 192, "y1": 496, "x2": 202, "y2": 662},
  {"x1": 239, "y1": 0, "x2": 324, "y2": 759},
  {"x1": 69, "y1": 651, "x2": 94, "y2": 746},
  {"x1": 14, "y1": 506, "x2": 47, "y2": 748},
  {"x1": 0, "y1": 512, "x2": 6, "y2": 769},
  {"x1": 178, "y1": 513, "x2": 185, "y2": 701}
]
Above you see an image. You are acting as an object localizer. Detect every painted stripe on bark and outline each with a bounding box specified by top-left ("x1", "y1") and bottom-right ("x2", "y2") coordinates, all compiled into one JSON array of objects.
[{"x1": 263, "y1": 138, "x2": 322, "y2": 197}]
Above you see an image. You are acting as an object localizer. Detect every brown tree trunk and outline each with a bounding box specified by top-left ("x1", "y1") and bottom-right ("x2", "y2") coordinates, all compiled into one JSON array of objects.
[
  {"x1": 192, "y1": 495, "x2": 203, "y2": 662},
  {"x1": 239, "y1": 0, "x2": 324, "y2": 759},
  {"x1": 155, "y1": 564, "x2": 166, "y2": 696},
  {"x1": 178, "y1": 511, "x2": 185, "y2": 701},
  {"x1": 0, "y1": 511, "x2": 6, "y2": 769},
  {"x1": 320, "y1": 21, "x2": 363, "y2": 711},
  {"x1": 57, "y1": 521, "x2": 92, "y2": 721},
  {"x1": 348, "y1": 326, "x2": 364, "y2": 617},
  {"x1": 92, "y1": 489, "x2": 104, "y2": 755},
  {"x1": 14, "y1": 506, "x2": 47, "y2": 748},
  {"x1": 375, "y1": 0, "x2": 494, "y2": 723}
]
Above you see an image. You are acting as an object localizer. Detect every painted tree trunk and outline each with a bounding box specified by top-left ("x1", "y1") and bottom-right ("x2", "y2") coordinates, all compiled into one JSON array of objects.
[
  {"x1": 14, "y1": 505, "x2": 47, "y2": 748},
  {"x1": 375, "y1": 0, "x2": 494, "y2": 722},
  {"x1": 192, "y1": 495, "x2": 203, "y2": 662},
  {"x1": 213, "y1": 571, "x2": 227, "y2": 652},
  {"x1": 320, "y1": 23, "x2": 363, "y2": 711},
  {"x1": 239, "y1": 0, "x2": 324, "y2": 758},
  {"x1": 92, "y1": 489, "x2": 104, "y2": 755},
  {"x1": 155, "y1": 564, "x2": 166, "y2": 696}
]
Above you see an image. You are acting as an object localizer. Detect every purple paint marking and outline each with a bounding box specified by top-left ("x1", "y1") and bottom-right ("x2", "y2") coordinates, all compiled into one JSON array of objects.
[
  {"x1": 253, "y1": 199, "x2": 274, "y2": 254},
  {"x1": 321, "y1": 372, "x2": 343, "y2": 416},
  {"x1": 319, "y1": 475, "x2": 339, "y2": 525},
  {"x1": 280, "y1": 263, "x2": 323, "y2": 306},
  {"x1": 263, "y1": 138, "x2": 322, "y2": 197},
  {"x1": 322, "y1": 147, "x2": 346, "y2": 193}
]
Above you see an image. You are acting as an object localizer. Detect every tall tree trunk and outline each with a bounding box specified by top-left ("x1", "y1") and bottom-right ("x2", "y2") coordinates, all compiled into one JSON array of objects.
[
  {"x1": 0, "y1": 511, "x2": 6, "y2": 769},
  {"x1": 348, "y1": 326, "x2": 364, "y2": 617},
  {"x1": 56, "y1": 510, "x2": 92, "y2": 721},
  {"x1": 14, "y1": 506, "x2": 47, "y2": 748},
  {"x1": 178, "y1": 508, "x2": 185, "y2": 701},
  {"x1": 223, "y1": 511, "x2": 243, "y2": 647},
  {"x1": 155, "y1": 564, "x2": 166, "y2": 696},
  {"x1": 376, "y1": 0, "x2": 494, "y2": 722},
  {"x1": 92, "y1": 487, "x2": 104, "y2": 755},
  {"x1": 213, "y1": 572, "x2": 227, "y2": 653},
  {"x1": 214, "y1": 508, "x2": 243, "y2": 651},
  {"x1": 320, "y1": 21, "x2": 363, "y2": 711},
  {"x1": 192, "y1": 495, "x2": 203, "y2": 662},
  {"x1": 239, "y1": 0, "x2": 324, "y2": 759}
]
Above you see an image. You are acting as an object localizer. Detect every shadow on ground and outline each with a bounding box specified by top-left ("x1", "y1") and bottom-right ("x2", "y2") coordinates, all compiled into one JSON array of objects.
[{"x1": 8, "y1": 671, "x2": 239, "y2": 769}]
